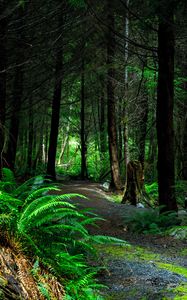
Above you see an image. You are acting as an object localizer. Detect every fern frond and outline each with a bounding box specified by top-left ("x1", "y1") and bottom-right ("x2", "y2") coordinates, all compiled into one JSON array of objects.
[
  {"x1": 73, "y1": 240, "x2": 95, "y2": 254},
  {"x1": 87, "y1": 235, "x2": 128, "y2": 246},
  {"x1": 12, "y1": 175, "x2": 51, "y2": 198},
  {"x1": 30, "y1": 208, "x2": 85, "y2": 228},
  {"x1": 18, "y1": 202, "x2": 76, "y2": 232},
  {"x1": 81, "y1": 217, "x2": 105, "y2": 226},
  {"x1": 2, "y1": 168, "x2": 16, "y2": 183},
  {"x1": 41, "y1": 224, "x2": 88, "y2": 237},
  {"x1": 0, "y1": 191, "x2": 23, "y2": 211},
  {"x1": 24, "y1": 187, "x2": 60, "y2": 204},
  {"x1": 19, "y1": 194, "x2": 75, "y2": 223}
]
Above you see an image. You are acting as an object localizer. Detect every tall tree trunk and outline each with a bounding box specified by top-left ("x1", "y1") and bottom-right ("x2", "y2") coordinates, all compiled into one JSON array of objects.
[
  {"x1": 27, "y1": 97, "x2": 34, "y2": 174},
  {"x1": 47, "y1": 10, "x2": 63, "y2": 180},
  {"x1": 80, "y1": 56, "x2": 88, "y2": 179},
  {"x1": 123, "y1": 0, "x2": 130, "y2": 185},
  {"x1": 0, "y1": 2, "x2": 7, "y2": 177},
  {"x1": 182, "y1": 116, "x2": 187, "y2": 179},
  {"x1": 6, "y1": 8, "x2": 24, "y2": 170},
  {"x1": 181, "y1": 52, "x2": 187, "y2": 180},
  {"x1": 58, "y1": 126, "x2": 70, "y2": 165},
  {"x1": 99, "y1": 76, "x2": 107, "y2": 154},
  {"x1": 107, "y1": 0, "x2": 122, "y2": 190},
  {"x1": 156, "y1": 3, "x2": 177, "y2": 211},
  {"x1": 138, "y1": 84, "x2": 148, "y2": 170}
]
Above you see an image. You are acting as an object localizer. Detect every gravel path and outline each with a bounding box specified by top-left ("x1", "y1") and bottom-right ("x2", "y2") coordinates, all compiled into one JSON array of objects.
[{"x1": 58, "y1": 180, "x2": 187, "y2": 299}]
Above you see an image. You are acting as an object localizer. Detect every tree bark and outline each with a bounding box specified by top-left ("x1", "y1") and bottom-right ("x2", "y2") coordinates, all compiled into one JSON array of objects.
[
  {"x1": 156, "y1": 3, "x2": 177, "y2": 211},
  {"x1": 182, "y1": 116, "x2": 187, "y2": 179},
  {"x1": 47, "y1": 10, "x2": 63, "y2": 180},
  {"x1": 26, "y1": 97, "x2": 34, "y2": 174},
  {"x1": 0, "y1": 1, "x2": 7, "y2": 177},
  {"x1": 121, "y1": 160, "x2": 144, "y2": 205},
  {"x1": 107, "y1": 0, "x2": 122, "y2": 190},
  {"x1": 123, "y1": 0, "x2": 130, "y2": 182},
  {"x1": 80, "y1": 56, "x2": 88, "y2": 179},
  {"x1": 5, "y1": 8, "x2": 24, "y2": 171},
  {"x1": 138, "y1": 85, "x2": 148, "y2": 170},
  {"x1": 99, "y1": 75, "x2": 107, "y2": 154}
]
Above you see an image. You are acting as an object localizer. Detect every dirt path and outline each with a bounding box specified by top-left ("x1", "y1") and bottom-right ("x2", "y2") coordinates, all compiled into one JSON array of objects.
[{"x1": 58, "y1": 180, "x2": 187, "y2": 300}]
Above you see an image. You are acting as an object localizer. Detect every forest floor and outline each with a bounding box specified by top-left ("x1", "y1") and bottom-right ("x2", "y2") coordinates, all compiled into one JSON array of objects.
[{"x1": 57, "y1": 179, "x2": 187, "y2": 300}]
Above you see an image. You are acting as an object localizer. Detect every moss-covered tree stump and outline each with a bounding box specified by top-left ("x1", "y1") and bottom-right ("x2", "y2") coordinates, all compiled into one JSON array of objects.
[{"x1": 121, "y1": 160, "x2": 144, "y2": 206}]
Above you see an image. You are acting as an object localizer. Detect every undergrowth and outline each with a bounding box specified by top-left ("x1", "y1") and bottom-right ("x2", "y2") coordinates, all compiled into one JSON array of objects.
[
  {"x1": 124, "y1": 207, "x2": 180, "y2": 234},
  {"x1": 145, "y1": 181, "x2": 187, "y2": 208},
  {"x1": 0, "y1": 168, "x2": 125, "y2": 299}
]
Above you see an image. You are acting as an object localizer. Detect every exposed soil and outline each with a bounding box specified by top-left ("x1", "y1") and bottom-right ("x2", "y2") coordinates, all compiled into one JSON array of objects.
[{"x1": 57, "y1": 180, "x2": 187, "y2": 300}]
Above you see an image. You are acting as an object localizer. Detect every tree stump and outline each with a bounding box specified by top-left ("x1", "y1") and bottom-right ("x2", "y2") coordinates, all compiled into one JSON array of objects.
[{"x1": 121, "y1": 160, "x2": 144, "y2": 206}]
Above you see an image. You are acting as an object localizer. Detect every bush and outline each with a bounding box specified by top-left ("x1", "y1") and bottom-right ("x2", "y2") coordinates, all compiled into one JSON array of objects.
[
  {"x1": 145, "y1": 182, "x2": 158, "y2": 206},
  {"x1": 124, "y1": 207, "x2": 179, "y2": 234},
  {"x1": 145, "y1": 181, "x2": 187, "y2": 208}
]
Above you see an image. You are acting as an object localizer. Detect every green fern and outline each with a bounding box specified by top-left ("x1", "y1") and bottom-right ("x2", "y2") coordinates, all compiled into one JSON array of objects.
[
  {"x1": 0, "y1": 168, "x2": 17, "y2": 193},
  {"x1": 0, "y1": 170, "x2": 126, "y2": 300}
]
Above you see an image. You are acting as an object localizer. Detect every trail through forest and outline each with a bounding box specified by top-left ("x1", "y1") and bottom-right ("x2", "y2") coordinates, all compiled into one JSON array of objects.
[{"x1": 58, "y1": 180, "x2": 187, "y2": 300}]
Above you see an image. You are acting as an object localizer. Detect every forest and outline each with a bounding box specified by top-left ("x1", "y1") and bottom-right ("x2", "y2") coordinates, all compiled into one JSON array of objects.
[{"x1": 0, "y1": 0, "x2": 187, "y2": 299}]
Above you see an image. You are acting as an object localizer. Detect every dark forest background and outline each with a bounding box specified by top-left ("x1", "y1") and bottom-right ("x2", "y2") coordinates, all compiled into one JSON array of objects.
[{"x1": 0, "y1": 0, "x2": 187, "y2": 211}]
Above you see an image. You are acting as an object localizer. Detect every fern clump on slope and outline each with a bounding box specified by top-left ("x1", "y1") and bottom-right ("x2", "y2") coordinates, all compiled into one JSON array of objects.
[{"x1": 0, "y1": 168, "x2": 126, "y2": 299}]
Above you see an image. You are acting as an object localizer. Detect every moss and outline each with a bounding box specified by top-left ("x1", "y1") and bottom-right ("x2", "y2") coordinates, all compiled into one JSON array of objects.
[
  {"x1": 98, "y1": 244, "x2": 159, "y2": 262},
  {"x1": 156, "y1": 262, "x2": 187, "y2": 278},
  {"x1": 155, "y1": 264, "x2": 187, "y2": 299},
  {"x1": 179, "y1": 249, "x2": 187, "y2": 257},
  {"x1": 103, "y1": 288, "x2": 140, "y2": 300},
  {"x1": 98, "y1": 244, "x2": 187, "y2": 300},
  {"x1": 0, "y1": 276, "x2": 7, "y2": 287},
  {"x1": 173, "y1": 283, "x2": 187, "y2": 299}
]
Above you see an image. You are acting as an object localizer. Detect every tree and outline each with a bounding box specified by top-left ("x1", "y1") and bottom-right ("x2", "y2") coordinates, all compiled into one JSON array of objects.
[
  {"x1": 47, "y1": 3, "x2": 64, "y2": 179},
  {"x1": 156, "y1": 0, "x2": 177, "y2": 211},
  {"x1": 0, "y1": 1, "x2": 8, "y2": 177},
  {"x1": 5, "y1": 7, "x2": 25, "y2": 171},
  {"x1": 80, "y1": 55, "x2": 88, "y2": 179},
  {"x1": 107, "y1": 0, "x2": 122, "y2": 190}
]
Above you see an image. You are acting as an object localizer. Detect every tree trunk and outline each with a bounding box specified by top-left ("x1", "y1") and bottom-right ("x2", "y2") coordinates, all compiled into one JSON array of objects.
[
  {"x1": 0, "y1": 1, "x2": 7, "y2": 177},
  {"x1": 138, "y1": 85, "x2": 148, "y2": 170},
  {"x1": 121, "y1": 160, "x2": 144, "y2": 205},
  {"x1": 5, "y1": 8, "x2": 24, "y2": 170},
  {"x1": 80, "y1": 56, "x2": 88, "y2": 179},
  {"x1": 107, "y1": 0, "x2": 122, "y2": 190},
  {"x1": 27, "y1": 97, "x2": 34, "y2": 174},
  {"x1": 156, "y1": 4, "x2": 177, "y2": 211},
  {"x1": 182, "y1": 116, "x2": 187, "y2": 179},
  {"x1": 47, "y1": 10, "x2": 63, "y2": 180},
  {"x1": 123, "y1": 0, "x2": 130, "y2": 181},
  {"x1": 99, "y1": 76, "x2": 107, "y2": 154},
  {"x1": 58, "y1": 127, "x2": 70, "y2": 165}
]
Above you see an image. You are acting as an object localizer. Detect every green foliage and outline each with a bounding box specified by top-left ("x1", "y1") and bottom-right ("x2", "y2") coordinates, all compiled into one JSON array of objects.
[
  {"x1": 145, "y1": 181, "x2": 187, "y2": 208},
  {"x1": 0, "y1": 168, "x2": 125, "y2": 299},
  {"x1": 145, "y1": 182, "x2": 158, "y2": 205},
  {"x1": 57, "y1": 138, "x2": 110, "y2": 181},
  {"x1": 0, "y1": 168, "x2": 17, "y2": 193},
  {"x1": 175, "y1": 181, "x2": 187, "y2": 208},
  {"x1": 124, "y1": 208, "x2": 179, "y2": 234},
  {"x1": 18, "y1": 0, "x2": 25, "y2": 8},
  {"x1": 68, "y1": 0, "x2": 86, "y2": 8}
]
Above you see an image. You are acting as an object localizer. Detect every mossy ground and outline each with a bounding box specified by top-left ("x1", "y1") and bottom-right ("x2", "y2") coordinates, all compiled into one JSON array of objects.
[{"x1": 97, "y1": 244, "x2": 187, "y2": 299}]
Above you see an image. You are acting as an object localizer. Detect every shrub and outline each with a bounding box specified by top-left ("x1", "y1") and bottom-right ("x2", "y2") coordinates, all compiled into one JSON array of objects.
[{"x1": 124, "y1": 207, "x2": 179, "y2": 234}]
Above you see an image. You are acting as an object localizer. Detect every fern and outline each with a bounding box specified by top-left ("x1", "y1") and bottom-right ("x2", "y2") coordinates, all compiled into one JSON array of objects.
[
  {"x1": 0, "y1": 171, "x2": 126, "y2": 300},
  {"x1": 0, "y1": 168, "x2": 17, "y2": 193},
  {"x1": 87, "y1": 235, "x2": 129, "y2": 246},
  {"x1": 124, "y1": 207, "x2": 179, "y2": 234},
  {"x1": 38, "y1": 282, "x2": 51, "y2": 300},
  {"x1": 18, "y1": 194, "x2": 85, "y2": 232}
]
